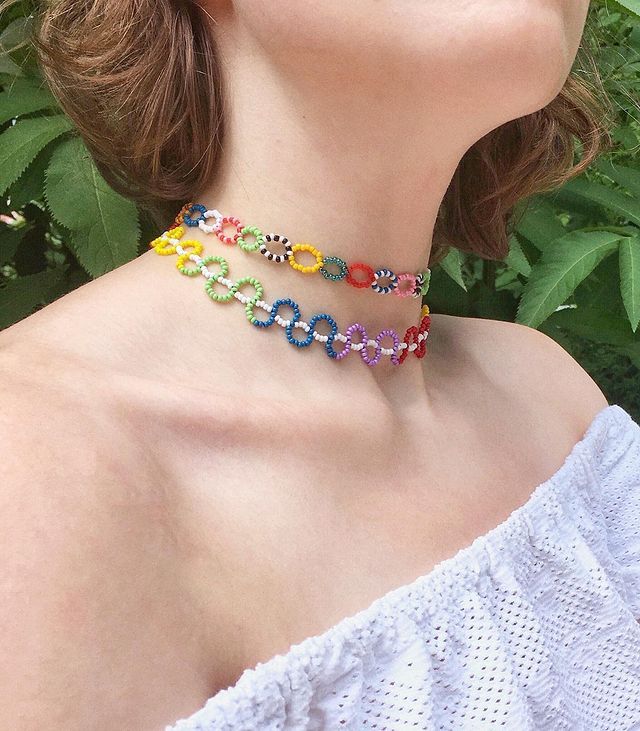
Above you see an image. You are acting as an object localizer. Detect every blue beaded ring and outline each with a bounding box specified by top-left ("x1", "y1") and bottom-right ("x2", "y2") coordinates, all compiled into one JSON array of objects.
[
  {"x1": 252, "y1": 297, "x2": 301, "y2": 331},
  {"x1": 293, "y1": 312, "x2": 339, "y2": 352},
  {"x1": 183, "y1": 203, "x2": 207, "y2": 228},
  {"x1": 372, "y1": 268, "x2": 399, "y2": 294}
]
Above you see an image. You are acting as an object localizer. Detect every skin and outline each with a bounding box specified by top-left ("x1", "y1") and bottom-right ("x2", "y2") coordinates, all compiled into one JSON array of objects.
[{"x1": 0, "y1": 1, "x2": 608, "y2": 728}]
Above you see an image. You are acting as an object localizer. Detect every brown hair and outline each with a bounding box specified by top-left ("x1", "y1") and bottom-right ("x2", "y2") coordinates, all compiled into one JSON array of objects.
[{"x1": 27, "y1": 0, "x2": 613, "y2": 267}]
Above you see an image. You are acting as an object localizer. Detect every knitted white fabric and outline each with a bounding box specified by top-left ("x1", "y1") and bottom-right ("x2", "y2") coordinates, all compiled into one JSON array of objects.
[{"x1": 165, "y1": 403, "x2": 640, "y2": 731}]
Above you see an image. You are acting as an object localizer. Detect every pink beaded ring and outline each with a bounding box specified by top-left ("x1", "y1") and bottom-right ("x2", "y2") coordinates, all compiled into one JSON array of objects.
[{"x1": 176, "y1": 202, "x2": 432, "y2": 299}]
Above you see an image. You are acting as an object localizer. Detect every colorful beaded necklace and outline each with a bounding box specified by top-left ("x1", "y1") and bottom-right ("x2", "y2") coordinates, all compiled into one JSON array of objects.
[
  {"x1": 149, "y1": 207, "x2": 432, "y2": 367},
  {"x1": 176, "y1": 202, "x2": 432, "y2": 299}
]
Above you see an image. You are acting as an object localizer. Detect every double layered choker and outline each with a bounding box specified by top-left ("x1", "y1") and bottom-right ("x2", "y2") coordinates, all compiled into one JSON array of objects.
[{"x1": 148, "y1": 202, "x2": 432, "y2": 367}]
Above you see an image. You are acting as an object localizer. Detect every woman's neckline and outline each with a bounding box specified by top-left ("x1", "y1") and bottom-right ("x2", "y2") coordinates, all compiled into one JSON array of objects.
[{"x1": 168, "y1": 402, "x2": 629, "y2": 729}]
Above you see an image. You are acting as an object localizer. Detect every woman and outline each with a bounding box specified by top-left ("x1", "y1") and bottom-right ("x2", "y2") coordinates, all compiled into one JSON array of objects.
[{"x1": 1, "y1": 0, "x2": 638, "y2": 728}]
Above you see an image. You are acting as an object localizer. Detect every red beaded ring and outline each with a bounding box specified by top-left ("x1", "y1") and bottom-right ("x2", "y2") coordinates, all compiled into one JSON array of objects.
[{"x1": 346, "y1": 262, "x2": 376, "y2": 289}]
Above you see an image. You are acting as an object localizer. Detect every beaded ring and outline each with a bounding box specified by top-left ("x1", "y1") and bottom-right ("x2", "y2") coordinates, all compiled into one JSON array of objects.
[
  {"x1": 261, "y1": 233, "x2": 292, "y2": 263},
  {"x1": 172, "y1": 202, "x2": 432, "y2": 300},
  {"x1": 150, "y1": 225, "x2": 431, "y2": 367}
]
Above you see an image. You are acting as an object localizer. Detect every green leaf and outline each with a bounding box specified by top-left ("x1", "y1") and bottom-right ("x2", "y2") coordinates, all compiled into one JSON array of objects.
[
  {"x1": 0, "y1": 223, "x2": 28, "y2": 264},
  {"x1": 573, "y1": 253, "x2": 623, "y2": 312},
  {"x1": 514, "y1": 197, "x2": 566, "y2": 251},
  {"x1": 547, "y1": 187, "x2": 609, "y2": 223},
  {"x1": 611, "y1": 126, "x2": 640, "y2": 152},
  {"x1": 0, "y1": 53, "x2": 23, "y2": 77},
  {"x1": 516, "y1": 230, "x2": 623, "y2": 328},
  {"x1": 0, "y1": 16, "x2": 32, "y2": 51},
  {"x1": 630, "y1": 24, "x2": 640, "y2": 52},
  {"x1": 549, "y1": 305, "x2": 638, "y2": 348},
  {"x1": 0, "y1": 115, "x2": 72, "y2": 196},
  {"x1": 0, "y1": 266, "x2": 67, "y2": 329},
  {"x1": 424, "y1": 267, "x2": 469, "y2": 317},
  {"x1": 505, "y1": 234, "x2": 532, "y2": 277},
  {"x1": 563, "y1": 177, "x2": 640, "y2": 227},
  {"x1": 619, "y1": 236, "x2": 640, "y2": 331},
  {"x1": 44, "y1": 136, "x2": 139, "y2": 276},
  {"x1": 596, "y1": 159, "x2": 640, "y2": 199},
  {"x1": 5, "y1": 142, "x2": 54, "y2": 209},
  {"x1": 438, "y1": 247, "x2": 467, "y2": 291},
  {"x1": 609, "y1": 0, "x2": 640, "y2": 18},
  {"x1": 0, "y1": 78, "x2": 58, "y2": 124},
  {"x1": 622, "y1": 343, "x2": 640, "y2": 371}
]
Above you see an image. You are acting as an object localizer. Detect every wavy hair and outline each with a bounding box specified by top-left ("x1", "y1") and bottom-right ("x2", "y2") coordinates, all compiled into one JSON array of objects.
[{"x1": 27, "y1": 0, "x2": 614, "y2": 266}]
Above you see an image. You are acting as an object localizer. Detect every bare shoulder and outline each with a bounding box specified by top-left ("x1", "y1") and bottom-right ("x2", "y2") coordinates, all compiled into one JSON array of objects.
[
  {"x1": 0, "y1": 349, "x2": 104, "y2": 728},
  {"x1": 0, "y1": 344, "x2": 201, "y2": 729},
  {"x1": 431, "y1": 313, "x2": 610, "y2": 431}
]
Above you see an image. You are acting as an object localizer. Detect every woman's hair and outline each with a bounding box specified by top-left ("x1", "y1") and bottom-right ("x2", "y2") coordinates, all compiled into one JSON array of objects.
[{"x1": 28, "y1": 0, "x2": 613, "y2": 266}]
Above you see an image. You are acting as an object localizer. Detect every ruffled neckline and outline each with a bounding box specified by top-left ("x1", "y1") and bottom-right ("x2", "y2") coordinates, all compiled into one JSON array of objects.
[{"x1": 167, "y1": 402, "x2": 632, "y2": 729}]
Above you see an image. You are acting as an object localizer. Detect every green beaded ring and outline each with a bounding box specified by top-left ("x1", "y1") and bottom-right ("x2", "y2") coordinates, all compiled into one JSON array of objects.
[
  {"x1": 178, "y1": 253, "x2": 225, "y2": 277},
  {"x1": 320, "y1": 255, "x2": 348, "y2": 282},
  {"x1": 418, "y1": 269, "x2": 431, "y2": 297},
  {"x1": 206, "y1": 273, "x2": 263, "y2": 305},
  {"x1": 237, "y1": 225, "x2": 265, "y2": 253}
]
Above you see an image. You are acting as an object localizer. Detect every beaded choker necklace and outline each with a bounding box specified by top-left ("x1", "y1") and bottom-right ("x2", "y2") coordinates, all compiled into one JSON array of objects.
[
  {"x1": 149, "y1": 203, "x2": 432, "y2": 367},
  {"x1": 177, "y1": 202, "x2": 432, "y2": 298}
]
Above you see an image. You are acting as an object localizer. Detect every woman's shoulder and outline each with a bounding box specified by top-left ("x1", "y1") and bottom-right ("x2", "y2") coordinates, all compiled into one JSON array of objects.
[
  {"x1": 432, "y1": 312, "x2": 610, "y2": 432},
  {"x1": 0, "y1": 340, "x2": 209, "y2": 729},
  {"x1": 0, "y1": 339, "x2": 156, "y2": 575}
]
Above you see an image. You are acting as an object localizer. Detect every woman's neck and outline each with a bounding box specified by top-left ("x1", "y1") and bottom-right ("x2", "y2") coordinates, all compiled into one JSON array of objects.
[{"x1": 184, "y1": 52, "x2": 480, "y2": 395}]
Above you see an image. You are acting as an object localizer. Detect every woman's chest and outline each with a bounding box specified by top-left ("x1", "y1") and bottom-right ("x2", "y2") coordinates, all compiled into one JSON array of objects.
[{"x1": 157, "y1": 404, "x2": 550, "y2": 697}]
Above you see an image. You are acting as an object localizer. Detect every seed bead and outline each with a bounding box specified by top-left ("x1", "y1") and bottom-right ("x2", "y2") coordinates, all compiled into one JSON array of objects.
[
  {"x1": 398, "y1": 314, "x2": 430, "y2": 364},
  {"x1": 150, "y1": 221, "x2": 432, "y2": 366},
  {"x1": 214, "y1": 216, "x2": 243, "y2": 245},
  {"x1": 418, "y1": 269, "x2": 432, "y2": 296},
  {"x1": 236, "y1": 277, "x2": 264, "y2": 322},
  {"x1": 172, "y1": 203, "x2": 193, "y2": 229},
  {"x1": 203, "y1": 256, "x2": 234, "y2": 302},
  {"x1": 238, "y1": 225, "x2": 265, "y2": 253},
  {"x1": 176, "y1": 253, "x2": 229, "y2": 277},
  {"x1": 150, "y1": 226, "x2": 183, "y2": 255},
  {"x1": 174, "y1": 240, "x2": 203, "y2": 258},
  {"x1": 197, "y1": 209, "x2": 222, "y2": 235},
  {"x1": 289, "y1": 243, "x2": 324, "y2": 274},
  {"x1": 253, "y1": 297, "x2": 301, "y2": 331},
  {"x1": 175, "y1": 204, "x2": 432, "y2": 297},
  {"x1": 260, "y1": 233, "x2": 293, "y2": 263},
  {"x1": 293, "y1": 312, "x2": 338, "y2": 351},
  {"x1": 394, "y1": 272, "x2": 417, "y2": 298},
  {"x1": 183, "y1": 203, "x2": 207, "y2": 228},
  {"x1": 372, "y1": 268, "x2": 399, "y2": 294},
  {"x1": 348, "y1": 324, "x2": 381, "y2": 366},
  {"x1": 177, "y1": 251, "x2": 203, "y2": 276},
  {"x1": 399, "y1": 324, "x2": 418, "y2": 365},
  {"x1": 320, "y1": 255, "x2": 348, "y2": 282},
  {"x1": 377, "y1": 328, "x2": 402, "y2": 366},
  {"x1": 346, "y1": 262, "x2": 375, "y2": 289}
]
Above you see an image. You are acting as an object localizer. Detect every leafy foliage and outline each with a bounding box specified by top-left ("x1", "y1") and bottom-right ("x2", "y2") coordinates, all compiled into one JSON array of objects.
[
  {"x1": 516, "y1": 230, "x2": 625, "y2": 328},
  {"x1": 427, "y1": 2, "x2": 640, "y2": 417},
  {"x1": 44, "y1": 137, "x2": 140, "y2": 276},
  {"x1": 0, "y1": 0, "x2": 638, "y2": 417}
]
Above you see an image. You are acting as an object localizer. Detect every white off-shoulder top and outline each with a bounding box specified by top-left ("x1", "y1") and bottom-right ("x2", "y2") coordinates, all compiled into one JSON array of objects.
[{"x1": 165, "y1": 403, "x2": 640, "y2": 730}]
